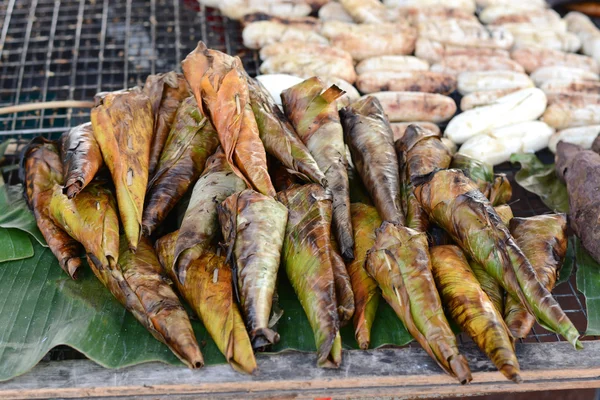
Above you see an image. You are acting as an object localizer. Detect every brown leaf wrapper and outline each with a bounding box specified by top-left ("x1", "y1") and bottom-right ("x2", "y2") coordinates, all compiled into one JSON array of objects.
[
  {"x1": 142, "y1": 96, "x2": 220, "y2": 236},
  {"x1": 90, "y1": 88, "x2": 154, "y2": 252},
  {"x1": 156, "y1": 231, "x2": 257, "y2": 374},
  {"x1": 504, "y1": 214, "x2": 568, "y2": 338},
  {"x1": 218, "y1": 189, "x2": 288, "y2": 348},
  {"x1": 282, "y1": 77, "x2": 354, "y2": 260},
  {"x1": 174, "y1": 148, "x2": 247, "y2": 283},
  {"x1": 340, "y1": 96, "x2": 404, "y2": 225},
  {"x1": 330, "y1": 235, "x2": 356, "y2": 326},
  {"x1": 414, "y1": 169, "x2": 581, "y2": 349},
  {"x1": 277, "y1": 184, "x2": 343, "y2": 368},
  {"x1": 348, "y1": 203, "x2": 381, "y2": 349},
  {"x1": 21, "y1": 138, "x2": 83, "y2": 278},
  {"x1": 59, "y1": 122, "x2": 104, "y2": 199},
  {"x1": 431, "y1": 245, "x2": 521, "y2": 383},
  {"x1": 182, "y1": 42, "x2": 275, "y2": 197},
  {"x1": 144, "y1": 72, "x2": 191, "y2": 177},
  {"x1": 366, "y1": 222, "x2": 472, "y2": 384}
]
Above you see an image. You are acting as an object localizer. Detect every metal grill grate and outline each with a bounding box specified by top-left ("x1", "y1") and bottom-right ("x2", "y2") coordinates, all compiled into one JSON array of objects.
[{"x1": 0, "y1": 0, "x2": 594, "y2": 352}]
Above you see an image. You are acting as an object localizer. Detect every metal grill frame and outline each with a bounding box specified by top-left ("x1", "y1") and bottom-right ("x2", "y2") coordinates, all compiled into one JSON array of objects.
[{"x1": 0, "y1": 0, "x2": 596, "y2": 357}]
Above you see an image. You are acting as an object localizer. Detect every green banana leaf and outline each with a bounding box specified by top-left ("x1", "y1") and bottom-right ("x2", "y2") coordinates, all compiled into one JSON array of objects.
[
  {"x1": 0, "y1": 183, "x2": 47, "y2": 247},
  {"x1": 0, "y1": 228, "x2": 33, "y2": 262},
  {"x1": 510, "y1": 153, "x2": 569, "y2": 213},
  {"x1": 558, "y1": 236, "x2": 575, "y2": 286},
  {"x1": 575, "y1": 238, "x2": 600, "y2": 335}
]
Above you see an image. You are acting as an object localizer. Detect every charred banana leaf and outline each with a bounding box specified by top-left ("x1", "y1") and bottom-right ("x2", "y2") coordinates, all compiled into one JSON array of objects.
[
  {"x1": 218, "y1": 189, "x2": 288, "y2": 348},
  {"x1": 431, "y1": 245, "x2": 521, "y2": 383},
  {"x1": 282, "y1": 77, "x2": 354, "y2": 260},
  {"x1": 366, "y1": 222, "x2": 472, "y2": 384},
  {"x1": 174, "y1": 148, "x2": 247, "y2": 283},
  {"x1": 348, "y1": 203, "x2": 381, "y2": 349},
  {"x1": 91, "y1": 88, "x2": 154, "y2": 252},
  {"x1": 182, "y1": 42, "x2": 275, "y2": 197},
  {"x1": 489, "y1": 173, "x2": 512, "y2": 206},
  {"x1": 330, "y1": 235, "x2": 355, "y2": 326},
  {"x1": 451, "y1": 154, "x2": 511, "y2": 206},
  {"x1": 504, "y1": 214, "x2": 568, "y2": 338},
  {"x1": 59, "y1": 122, "x2": 104, "y2": 199},
  {"x1": 414, "y1": 169, "x2": 581, "y2": 349},
  {"x1": 157, "y1": 231, "x2": 257, "y2": 374},
  {"x1": 144, "y1": 72, "x2": 191, "y2": 177},
  {"x1": 21, "y1": 138, "x2": 82, "y2": 278},
  {"x1": 142, "y1": 96, "x2": 220, "y2": 236},
  {"x1": 341, "y1": 96, "x2": 404, "y2": 225},
  {"x1": 276, "y1": 184, "x2": 342, "y2": 368}
]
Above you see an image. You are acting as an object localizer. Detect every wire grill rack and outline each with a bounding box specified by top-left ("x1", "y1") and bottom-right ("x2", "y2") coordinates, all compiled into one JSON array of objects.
[{"x1": 0, "y1": 0, "x2": 595, "y2": 358}]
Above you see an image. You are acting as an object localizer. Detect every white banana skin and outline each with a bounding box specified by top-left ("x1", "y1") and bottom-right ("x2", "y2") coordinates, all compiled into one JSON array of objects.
[
  {"x1": 457, "y1": 71, "x2": 533, "y2": 95},
  {"x1": 458, "y1": 121, "x2": 554, "y2": 166},
  {"x1": 530, "y1": 66, "x2": 600, "y2": 87},
  {"x1": 445, "y1": 88, "x2": 547, "y2": 144},
  {"x1": 383, "y1": 0, "x2": 476, "y2": 13},
  {"x1": 256, "y1": 74, "x2": 304, "y2": 106},
  {"x1": 318, "y1": 2, "x2": 354, "y2": 22},
  {"x1": 548, "y1": 125, "x2": 600, "y2": 153},
  {"x1": 356, "y1": 56, "x2": 429, "y2": 74},
  {"x1": 220, "y1": 0, "x2": 312, "y2": 19},
  {"x1": 565, "y1": 12, "x2": 600, "y2": 63},
  {"x1": 242, "y1": 21, "x2": 328, "y2": 50}
]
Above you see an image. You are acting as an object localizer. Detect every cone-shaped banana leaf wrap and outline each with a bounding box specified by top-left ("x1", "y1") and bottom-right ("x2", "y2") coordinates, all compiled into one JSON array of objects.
[
  {"x1": 366, "y1": 222, "x2": 472, "y2": 384},
  {"x1": 340, "y1": 96, "x2": 404, "y2": 225},
  {"x1": 276, "y1": 184, "x2": 343, "y2": 368},
  {"x1": 21, "y1": 138, "x2": 83, "y2": 278},
  {"x1": 414, "y1": 169, "x2": 581, "y2": 349},
  {"x1": 59, "y1": 122, "x2": 104, "y2": 199},
  {"x1": 48, "y1": 182, "x2": 119, "y2": 272},
  {"x1": 348, "y1": 203, "x2": 381, "y2": 349},
  {"x1": 144, "y1": 72, "x2": 191, "y2": 177},
  {"x1": 142, "y1": 97, "x2": 220, "y2": 236},
  {"x1": 330, "y1": 235, "x2": 355, "y2": 326},
  {"x1": 91, "y1": 88, "x2": 154, "y2": 252},
  {"x1": 504, "y1": 214, "x2": 568, "y2": 338},
  {"x1": 174, "y1": 148, "x2": 247, "y2": 284},
  {"x1": 156, "y1": 231, "x2": 257, "y2": 374},
  {"x1": 430, "y1": 245, "x2": 521, "y2": 383},
  {"x1": 217, "y1": 189, "x2": 288, "y2": 348},
  {"x1": 282, "y1": 77, "x2": 354, "y2": 260},
  {"x1": 245, "y1": 74, "x2": 326, "y2": 186},
  {"x1": 489, "y1": 173, "x2": 512, "y2": 206},
  {"x1": 182, "y1": 42, "x2": 275, "y2": 197},
  {"x1": 450, "y1": 154, "x2": 512, "y2": 206}
]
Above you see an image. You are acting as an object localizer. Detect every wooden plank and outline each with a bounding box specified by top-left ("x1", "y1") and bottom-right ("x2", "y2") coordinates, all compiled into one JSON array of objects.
[{"x1": 1, "y1": 341, "x2": 600, "y2": 399}]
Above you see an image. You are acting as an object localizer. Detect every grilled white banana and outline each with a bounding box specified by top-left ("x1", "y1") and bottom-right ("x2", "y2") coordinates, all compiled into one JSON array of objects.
[
  {"x1": 256, "y1": 74, "x2": 304, "y2": 105},
  {"x1": 457, "y1": 70, "x2": 533, "y2": 95},
  {"x1": 259, "y1": 52, "x2": 357, "y2": 83},
  {"x1": 318, "y1": 2, "x2": 354, "y2": 22},
  {"x1": 356, "y1": 71, "x2": 456, "y2": 95},
  {"x1": 339, "y1": 0, "x2": 388, "y2": 24},
  {"x1": 445, "y1": 88, "x2": 547, "y2": 144},
  {"x1": 355, "y1": 56, "x2": 429, "y2": 74},
  {"x1": 430, "y1": 55, "x2": 524, "y2": 75},
  {"x1": 542, "y1": 101, "x2": 600, "y2": 129},
  {"x1": 220, "y1": 0, "x2": 312, "y2": 19},
  {"x1": 565, "y1": 12, "x2": 600, "y2": 63},
  {"x1": 243, "y1": 21, "x2": 328, "y2": 49},
  {"x1": 548, "y1": 125, "x2": 600, "y2": 153},
  {"x1": 458, "y1": 121, "x2": 555, "y2": 166},
  {"x1": 367, "y1": 91, "x2": 457, "y2": 123},
  {"x1": 481, "y1": 7, "x2": 561, "y2": 26},
  {"x1": 415, "y1": 38, "x2": 509, "y2": 64},
  {"x1": 476, "y1": 0, "x2": 546, "y2": 8},
  {"x1": 393, "y1": 7, "x2": 478, "y2": 24},
  {"x1": 417, "y1": 19, "x2": 514, "y2": 50},
  {"x1": 540, "y1": 80, "x2": 600, "y2": 96},
  {"x1": 512, "y1": 30, "x2": 581, "y2": 53},
  {"x1": 530, "y1": 66, "x2": 599, "y2": 87},
  {"x1": 511, "y1": 48, "x2": 599, "y2": 74},
  {"x1": 259, "y1": 41, "x2": 352, "y2": 62},
  {"x1": 460, "y1": 88, "x2": 522, "y2": 111},
  {"x1": 384, "y1": 0, "x2": 476, "y2": 13},
  {"x1": 241, "y1": 13, "x2": 321, "y2": 29},
  {"x1": 390, "y1": 122, "x2": 440, "y2": 142}
]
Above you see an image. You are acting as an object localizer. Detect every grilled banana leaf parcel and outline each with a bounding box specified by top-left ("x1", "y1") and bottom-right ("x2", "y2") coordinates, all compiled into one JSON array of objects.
[
  {"x1": 174, "y1": 148, "x2": 247, "y2": 283},
  {"x1": 59, "y1": 122, "x2": 104, "y2": 199},
  {"x1": 340, "y1": 96, "x2": 404, "y2": 225},
  {"x1": 22, "y1": 138, "x2": 83, "y2": 278},
  {"x1": 282, "y1": 77, "x2": 354, "y2": 260},
  {"x1": 218, "y1": 189, "x2": 288, "y2": 348},
  {"x1": 157, "y1": 231, "x2": 257, "y2": 374},
  {"x1": 91, "y1": 88, "x2": 154, "y2": 252},
  {"x1": 91, "y1": 236, "x2": 203, "y2": 369},
  {"x1": 330, "y1": 236, "x2": 355, "y2": 326},
  {"x1": 276, "y1": 184, "x2": 342, "y2": 368},
  {"x1": 144, "y1": 71, "x2": 191, "y2": 177},
  {"x1": 414, "y1": 169, "x2": 581, "y2": 349},
  {"x1": 489, "y1": 173, "x2": 512, "y2": 206},
  {"x1": 366, "y1": 222, "x2": 472, "y2": 384},
  {"x1": 430, "y1": 245, "x2": 521, "y2": 383},
  {"x1": 450, "y1": 154, "x2": 511, "y2": 206},
  {"x1": 182, "y1": 42, "x2": 275, "y2": 197},
  {"x1": 504, "y1": 214, "x2": 568, "y2": 338},
  {"x1": 348, "y1": 203, "x2": 381, "y2": 349},
  {"x1": 142, "y1": 96, "x2": 220, "y2": 236},
  {"x1": 245, "y1": 75, "x2": 326, "y2": 185}
]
